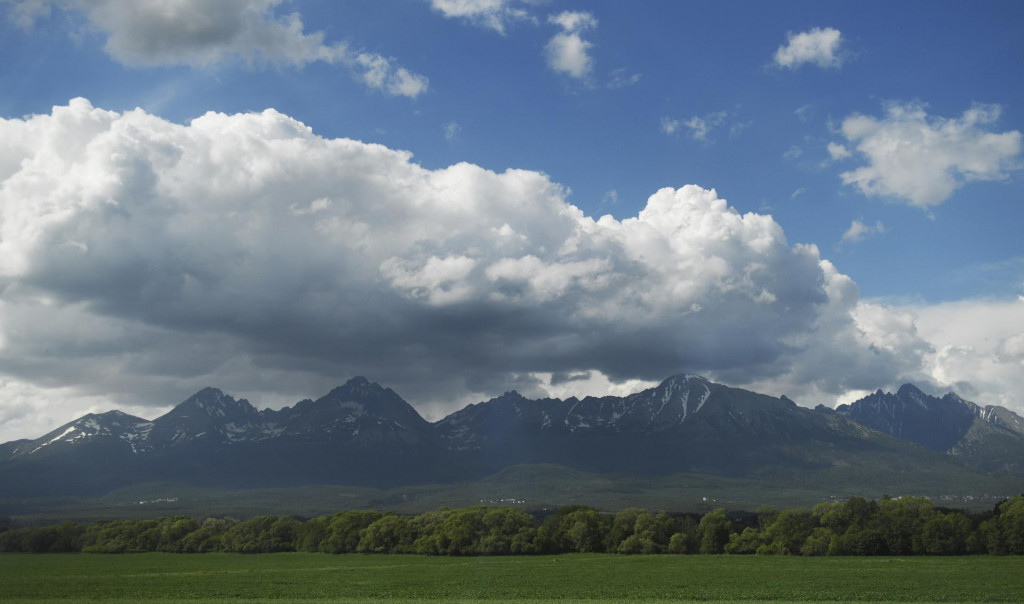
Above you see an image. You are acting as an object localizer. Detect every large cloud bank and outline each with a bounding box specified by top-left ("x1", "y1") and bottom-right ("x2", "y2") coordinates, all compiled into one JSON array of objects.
[{"x1": 0, "y1": 99, "x2": 1016, "y2": 441}]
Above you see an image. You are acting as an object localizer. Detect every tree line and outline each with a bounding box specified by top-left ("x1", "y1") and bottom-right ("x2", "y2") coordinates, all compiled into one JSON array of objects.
[{"x1": 2, "y1": 495, "x2": 1023, "y2": 556}]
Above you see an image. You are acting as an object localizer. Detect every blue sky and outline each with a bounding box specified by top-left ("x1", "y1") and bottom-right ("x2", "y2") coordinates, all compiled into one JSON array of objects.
[{"x1": 0, "y1": 0, "x2": 1022, "y2": 440}]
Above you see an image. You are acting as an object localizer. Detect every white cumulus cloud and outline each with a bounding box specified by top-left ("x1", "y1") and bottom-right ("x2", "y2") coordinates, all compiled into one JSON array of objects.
[
  {"x1": 774, "y1": 26, "x2": 844, "y2": 69},
  {"x1": 545, "y1": 11, "x2": 597, "y2": 79},
  {"x1": 7, "y1": 0, "x2": 428, "y2": 97},
  {"x1": 837, "y1": 102, "x2": 1022, "y2": 207}
]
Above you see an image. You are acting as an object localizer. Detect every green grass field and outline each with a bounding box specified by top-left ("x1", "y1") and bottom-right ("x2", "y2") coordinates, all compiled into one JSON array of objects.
[{"x1": 1, "y1": 553, "x2": 1022, "y2": 603}]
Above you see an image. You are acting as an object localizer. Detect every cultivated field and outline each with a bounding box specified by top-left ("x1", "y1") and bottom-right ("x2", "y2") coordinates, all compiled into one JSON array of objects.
[{"x1": 1, "y1": 553, "x2": 1022, "y2": 602}]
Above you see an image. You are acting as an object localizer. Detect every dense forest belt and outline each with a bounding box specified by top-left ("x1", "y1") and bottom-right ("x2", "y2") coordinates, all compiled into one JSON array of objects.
[
  {"x1": 2, "y1": 554, "x2": 1024, "y2": 602},
  {"x1": 2, "y1": 495, "x2": 1022, "y2": 556}
]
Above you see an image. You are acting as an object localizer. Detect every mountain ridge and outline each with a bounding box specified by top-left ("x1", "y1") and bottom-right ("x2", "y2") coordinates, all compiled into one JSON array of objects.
[{"x1": 2, "y1": 375, "x2": 1022, "y2": 499}]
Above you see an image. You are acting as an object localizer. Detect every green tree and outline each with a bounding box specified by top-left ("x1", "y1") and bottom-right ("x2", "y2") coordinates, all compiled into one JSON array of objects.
[
  {"x1": 179, "y1": 517, "x2": 234, "y2": 553},
  {"x1": 813, "y1": 501, "x2": 851, "y2": 535},
  {"x1": 760, "y1": 509, "x2": 815, "y2": 555},
  {"x1": 634, "y1": 511, "x2": 677, "y2": 551},
  {"x1": 479, "y1": 507, "x2": 538, "y2": 555},
  {"x1": 725, "y1": 527, "x2": 764, "y2": 554},
  {"x1": 408, "y1": 508, "x2": 453, "y2": 555},
  {"x1": 697, "y1": 508, "x2": 733, "y2": 554},
  {"x1": 604, "y1": 508, "x2": 644, "y2": 553},
  {"x1": 920, "y1": 511, "x2": 972, "y2": 555},
  {"x1": 222, "y1": 515, "x2": 297, "y2": 553},
  {"x1": 756, "y1": 505, "x2": 780, "y2": 530},
  {"x1": 357, "y1": 514, "x2": 413, "y2": 553},
  {"x1": 876, "y1": 497, "x2": 935, "y2": 555},
  {"x1": 322, "y1": 510, "x2": 383, "y2": 554},
  {"x1": 157, "y1": 516, "x2": 200, "y2": 553},
  {"x1": 829, "y1": 525, "x2": 887, "y2": 556},
  {"x1": 297, "y1": 516, "x2": 329, "y2": 553},
  {"x1": 536, "y1": 505, "x2": 597, "y2": 554},
  {"x1": 799, "y1": 527, "x2": 835, "y2": 556},
  {"x1": 667, "y1": 532, "x2": 690, "y2": 554},
  {"x1": 997, "y1": 495, "x2": 1024, "y2": 554}
]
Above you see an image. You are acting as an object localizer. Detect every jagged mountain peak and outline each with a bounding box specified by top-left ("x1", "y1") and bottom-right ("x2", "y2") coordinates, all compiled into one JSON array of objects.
[
  {"x1": 494, "y1": 390, "x2": 527, "y2": 402},
  {"x1": 626, "y1": 374, "x2": 713, "y2": 422},
  {"x1": 317, "y1": 378, "x2": 412, "y2": 410},
  {"x1": 310, "y1": 377, "x2": 420, "y2": 416},
  {"x1": 659, "y1": 373, "x2": 710, "y2": 387},
  {"x1": 332, "y1": 376, "x2": 384, "y2": 396},
  {"x1": 172, "y1": 387, "x2": 252, "y2": 415},
  {"x1": 942, "y1": 391, "x2": 974, "y2": 408},
  {"x1": 895, "y1": 383, "x2": 929, "y2": 405},
  {"x1": 145, "y1": 388, "x2": 264, "y2": 447}
]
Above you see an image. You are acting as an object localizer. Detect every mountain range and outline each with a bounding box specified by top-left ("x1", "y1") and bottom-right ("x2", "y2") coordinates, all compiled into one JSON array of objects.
[{"x1": 2, "y1": 375, "x2": 1023, "y2": 501}]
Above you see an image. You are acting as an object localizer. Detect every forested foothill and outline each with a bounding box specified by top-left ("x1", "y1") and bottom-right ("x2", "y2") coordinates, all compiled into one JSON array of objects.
[{"x1": 2, "y1": 495, "x2": 1023, "y2": 556}]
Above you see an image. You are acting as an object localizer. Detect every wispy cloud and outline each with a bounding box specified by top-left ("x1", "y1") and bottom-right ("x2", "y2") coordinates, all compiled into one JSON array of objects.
[
  {"x1": 430, "y1": 0, "x2": 531, "y2": 34},
  {"x1": 607, "y1": 67, "x2": 641, "y2": 89},
  {"x1": 661, "y1": 111, "x2": 732, "y2": 142},
  {"x1": 444, "y1": 121, "x2": 461, "y2": 142},
  {"x1": 783, "y1": 145, "x2": 803, "y2": 161},
  {"x1": 841, "y1": 219, "x2": 886, "y2": 243},
  {"x1": 8, "y1": 0, "x2": 429, "y2": 97}
]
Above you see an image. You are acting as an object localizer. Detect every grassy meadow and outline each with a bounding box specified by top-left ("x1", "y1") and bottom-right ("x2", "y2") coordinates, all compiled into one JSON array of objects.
[{"x1": 2, "y1": 553, "x2": 1023, "y2": 603}]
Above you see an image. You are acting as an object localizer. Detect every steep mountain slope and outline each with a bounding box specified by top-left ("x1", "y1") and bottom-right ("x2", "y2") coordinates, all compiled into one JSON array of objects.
[
  {"x1": 0, "y1": 439, "x2": 29, "y2": 459},
  {"x1": 832, "y1": 385, "x2": 975, "y2": 451},
  {"x1": 244, "y1": 377, "x2": 443, "y2": 488},
  {"x1": 830, "y1": 385, "x2": 1024, "y2": 473},
  {"x1": 0, "y1": 410, "x2": 153, "y2": 496}
]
